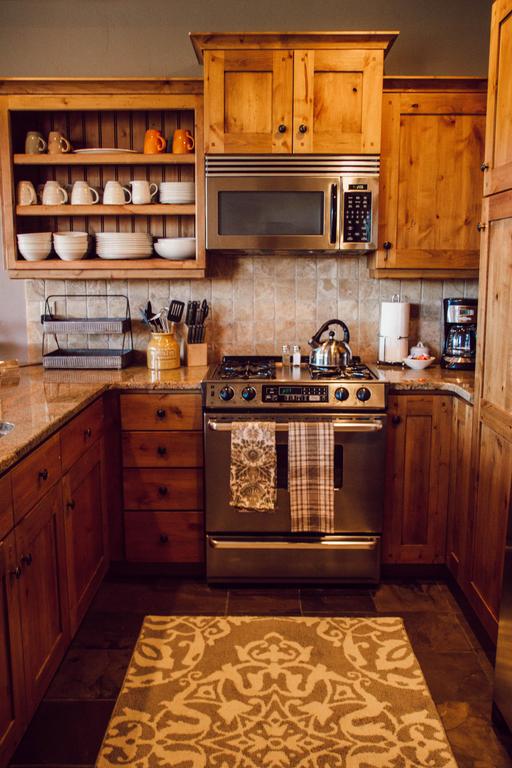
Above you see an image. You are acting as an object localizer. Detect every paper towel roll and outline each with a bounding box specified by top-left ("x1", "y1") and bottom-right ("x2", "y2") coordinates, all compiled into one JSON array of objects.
[
  {"x1": 378, "y1": 336, "x2": 409, "y2": 363},
  {"x1": 379, "y1": 301, "x2": 410, "y2": 338}
]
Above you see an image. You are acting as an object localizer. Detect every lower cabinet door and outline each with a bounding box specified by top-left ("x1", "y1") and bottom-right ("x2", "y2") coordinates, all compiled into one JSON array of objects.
[
  {"x1": 0, "y1": 531, "x2": 25, "y2": 768},
  {"x1": 62, "y1": 439, "x2": 109, "y2": 634},
  {"x1": 16, "y1": 484, "x2": 69, "y2": 712},
  {"x1": 124, "y1": 511, "x2": 204, "y2": 563},
  {"x1": 382, "y1": 394, "x2": 452, "y2": 563},
  {"x1": 446, "y1": 397, "x2": 474, "y2": 584}
]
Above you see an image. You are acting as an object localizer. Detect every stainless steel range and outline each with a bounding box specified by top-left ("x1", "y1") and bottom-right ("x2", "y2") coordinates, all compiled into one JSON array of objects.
[{"x1": 203, "y1": 356, "x2": 387, "y2": 583}]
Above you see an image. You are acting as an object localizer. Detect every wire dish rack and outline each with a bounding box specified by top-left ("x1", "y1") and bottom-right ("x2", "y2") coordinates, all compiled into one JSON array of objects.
[{"x1": 42, "y1": 294, "x2": 134, "y2": 369}]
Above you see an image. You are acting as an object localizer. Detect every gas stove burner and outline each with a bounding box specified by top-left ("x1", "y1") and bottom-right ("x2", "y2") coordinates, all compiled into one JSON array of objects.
[
  {"x1": 218, "y1": 356, "x2": 276, "y2": 380},
  {"x1": 309, "y1": 363, "x2": 376, "y2": 381}
]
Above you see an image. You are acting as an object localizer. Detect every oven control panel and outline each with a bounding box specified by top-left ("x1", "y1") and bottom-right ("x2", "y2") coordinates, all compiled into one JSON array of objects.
[{"x1": 262, "y1": 385, "x2": 329, "y2": 403}]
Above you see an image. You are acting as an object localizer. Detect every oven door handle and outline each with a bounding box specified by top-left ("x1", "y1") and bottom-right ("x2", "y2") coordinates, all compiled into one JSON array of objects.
[
  {"x1": 208, "y1": 537, "x2": 379, "y2": 551},
  {"x1": 207, "y1": 419, "x2": 383, "y2": 433}
]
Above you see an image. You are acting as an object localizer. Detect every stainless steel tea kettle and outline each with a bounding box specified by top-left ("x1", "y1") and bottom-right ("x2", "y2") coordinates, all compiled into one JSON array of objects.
[{"x1": 309, "y1": 319, "x2": 352, "y2": 369}]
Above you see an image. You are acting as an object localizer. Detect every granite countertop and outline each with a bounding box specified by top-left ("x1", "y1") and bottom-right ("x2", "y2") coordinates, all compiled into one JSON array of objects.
[{"x1": 0, "y1": 362, "x2": 473, "y2": 476}]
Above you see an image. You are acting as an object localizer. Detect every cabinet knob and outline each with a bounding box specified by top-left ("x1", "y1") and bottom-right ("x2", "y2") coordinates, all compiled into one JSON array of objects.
[
  {"x1": 158, "y1": 485, "x2": 168, "y2": 496},
  {"x1": 66, "y1": 499, "x2": 76, "y2": 510},
  {"x1": 383, "y1": 241, "x2": 392, "y2": 250},
  {"x1": 159, "y1": 534, "x2": 169, "y2": 544},
  {"x1": 84, "y1": 427, "x2": 92, "y2": 439},
  {"x1": 298, "y1": 124, "x2": 308, "y2": 134},
  {"x1": 157, "y1": 446, "x2": 167, "y2": 457},
  {"x1": 480, "y1": 162, "x2": 489, "y2": 172},
  {"x1": 477, "y1": 222, "x2": 487, "y2": 232},
  {"x1": 392, "y1": 415, "x2": 401, "y2": 426},
  {"x1": 21, "y1": 553, "x2": 32, "y2": 567},
  {"x1": 156, "y1": 408, "x2": 166, "y2": 419},
  {"x1": 278, "y1": 124, "x2": 287, "y2": 133},
  {"x1": 9, "y1": 565, "x2": 22, "y2": 579},
  {"x1": 38, "y1": 468, "x2": 49, "y2": 481}
]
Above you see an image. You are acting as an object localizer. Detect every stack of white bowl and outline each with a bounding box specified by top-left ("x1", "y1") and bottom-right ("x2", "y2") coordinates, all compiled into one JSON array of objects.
[
  {"x1": 17, "y1": 232, "x2": 52, "y2": 261},
  {"x1": 154, "y1": 237, "x2": 196, "y2": 260},
  {"x1": 53, "y1": 231, "x2": 89, "y2": 261},
  {"x1": 159, "y1": 181, "x2": 194, "y2": 204},
  {"x1": 95, "y1": 232, "x2": 153, "y2": 260}
]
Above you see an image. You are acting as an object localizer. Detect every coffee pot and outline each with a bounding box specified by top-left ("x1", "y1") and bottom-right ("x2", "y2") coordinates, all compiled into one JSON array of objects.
[{"x1": 308, "y1": 319, "x2": 352, "y2": 369}]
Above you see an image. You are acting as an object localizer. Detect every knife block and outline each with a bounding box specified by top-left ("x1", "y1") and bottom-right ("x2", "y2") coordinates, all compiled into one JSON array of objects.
[{"x1": 181, "y1": 325, "x2": 208, "y2": 367}]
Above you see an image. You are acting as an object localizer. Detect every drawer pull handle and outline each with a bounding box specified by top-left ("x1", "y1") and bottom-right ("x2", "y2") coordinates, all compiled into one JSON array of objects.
[
  {"x1": 298, "y1": 123, "x2": 308, "y2": 133},
  {"x1": 392, "y1": 415, "x2": 401, "y2": 426},
  {"x1": 157, "y1": 446, "x2": 167, "y2": 457},
  {"x1": 156, "y1": 408, "x2": 166, "y2": 419},
  {"x1": 21, "y1": 553, "x2": 32, "y2": 567},
  {"x1": 39, "y1": 468, "x2": 49, "y2": 481},
  {"x1": 158, "y1": 486, "x2": 168, "y2": 496},
  {"x1": 10, "y1": 565, "x2": 22, "y2": 579},
  {"x1": 278, "y1": 124, "x2": 287, "y2": 133},
  {"x1": 67, "y1": 499, "x2": 76, "y2": 510},
  {"x1": 159, "y1": 534, "x2": 169, "y2": 544},
  {"x1": 84, "y1": 427, "x2": 92, "y2": 438}
]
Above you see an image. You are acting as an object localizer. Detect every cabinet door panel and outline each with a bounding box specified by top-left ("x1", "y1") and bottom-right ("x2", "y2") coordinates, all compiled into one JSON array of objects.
[
  {"x1": 0, "y1": 532, "x2": 25, "y2": 768},
  {"x1": 62, "y1": 440, "x2": 108, "y2": 633},
  {"x1": 124, "y1": 511, "x2": 203, "y2": 563},
  {"x1": 293, "y1": 49, "x2": 383, "y2": 154},
  {"x1": 122, "y1": 431, "x2": 203, "y2": 468},
  {"x1": 11, "y1": 433, "x2": 61, "y2": 525},
  {"x1": 120, "y1": 393, "x2": 202, "y2": 431},
  {"x1": 16, "y1": 485, "x2": 69, "y2": 711},
  {"x1": 484, "y1": 0, "x2": 512, "y2": 194},
  {"x1": 123, "y1": 468, "x2": 203, "y2": 511},
  {"x1": 446, "y1": 398, "x2": 473, "y2": 584},
  {"x1": 204, "y1": 50, "x2": 293, "y2": 153}
]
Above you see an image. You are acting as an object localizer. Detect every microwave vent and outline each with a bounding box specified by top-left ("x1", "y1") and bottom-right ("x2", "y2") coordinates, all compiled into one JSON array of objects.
[{"x1": 205, "y1": 154, "x2": 380, "y2": 177}]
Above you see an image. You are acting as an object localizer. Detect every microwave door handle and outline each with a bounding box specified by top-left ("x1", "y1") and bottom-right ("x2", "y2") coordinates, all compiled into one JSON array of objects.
[{"x1": 329, "y1": 183, "x2": 338, "y2": 245}]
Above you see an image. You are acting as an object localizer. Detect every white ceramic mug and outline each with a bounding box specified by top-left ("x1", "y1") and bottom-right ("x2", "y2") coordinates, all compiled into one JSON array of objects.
[
  {"x1": 70, "y1": 180, "x2": 99, "y2": 205},
  {"x1": 129, "y1": 180, "x2": 158, "y2": 205},
  {"x1": 16, "y1": 180, "x2": 37, "y2": 206},
  {"x1": 103, "y1": 180, "x2": 132, "y2": 205},
  {"x1": 48, "y1": 131, "x2": 71, "y2": 154},
  {"x1": 41, "y1": 180, "x2": 68, "y2": 206}
]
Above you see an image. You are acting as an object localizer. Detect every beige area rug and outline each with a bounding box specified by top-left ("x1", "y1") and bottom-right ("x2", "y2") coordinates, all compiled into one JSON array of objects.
[{"x1": 96, "y1": 616, "x2": 458, "y2": 768}]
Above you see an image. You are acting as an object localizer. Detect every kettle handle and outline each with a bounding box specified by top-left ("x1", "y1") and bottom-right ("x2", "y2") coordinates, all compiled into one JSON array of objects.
[{"x1": 309, "y1": 319, "x2": 350, "y2": 346}]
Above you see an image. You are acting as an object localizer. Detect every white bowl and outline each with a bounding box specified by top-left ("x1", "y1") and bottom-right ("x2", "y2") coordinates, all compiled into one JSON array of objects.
[
  {"x1": 403, "y1": 356, "x2": 435, "y2": 370},
  {"x1": 154, "y1": 237, "x2": 195, "y2": 260},
  {"x1": 55, "y1": 251, "x2": 88, "y2": 261},
  {"x1": 17, "y1": 231, "x2": 52, "y2": 239},
  {"x1": 53, "y1": 231, "x2": 88, "y2": 238},
  {"x1": 18, "y1": 245, "x2": 51, "y2": 261}
]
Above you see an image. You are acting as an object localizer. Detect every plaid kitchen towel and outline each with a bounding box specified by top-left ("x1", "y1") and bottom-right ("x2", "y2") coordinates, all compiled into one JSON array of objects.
[
  {"x1": 288, "y1": 422, "x2": 335, "y2": 532},
  {"x1": 230, "y1": 422, "x2": 276, "y2": 511}
]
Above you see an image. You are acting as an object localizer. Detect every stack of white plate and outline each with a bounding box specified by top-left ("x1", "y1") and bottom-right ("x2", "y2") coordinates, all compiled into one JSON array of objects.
[
  {"x1": 95, "y1": 232, "x2": 153, "y2": 260},
  {"x1": 17, "y1": 232, "x2": 52, "y2": 261},
  {"x1": 159, "y1": 181, "x2": 194, "y2": 204},
  {"x1": 53, "y1": 231, "x2": 89, "y2": 261}
]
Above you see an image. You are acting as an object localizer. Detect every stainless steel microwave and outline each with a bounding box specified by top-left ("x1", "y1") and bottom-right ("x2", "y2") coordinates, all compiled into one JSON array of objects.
[{"x1": 205, "y1": 155, "x2": 379, "y2": 253}]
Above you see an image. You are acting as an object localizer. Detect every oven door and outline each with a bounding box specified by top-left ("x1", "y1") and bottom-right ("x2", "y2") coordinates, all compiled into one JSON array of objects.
[
  {"x1": 206, "y1": 175, "x2": 340, "y2": 251},
  {"x1": 204, "y1": 413, "x2": 387, "y2": 534}
]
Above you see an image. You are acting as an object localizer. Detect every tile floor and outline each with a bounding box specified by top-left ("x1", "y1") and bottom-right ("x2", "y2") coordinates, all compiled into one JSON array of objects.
[{"x1": 9, "y1": 576, "x2": 512, "y2": 768}]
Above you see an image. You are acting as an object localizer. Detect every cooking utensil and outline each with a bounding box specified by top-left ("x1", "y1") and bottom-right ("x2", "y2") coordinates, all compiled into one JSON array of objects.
[
  {"x1": 309, "y1": 319, "x2": 352, "y2": 369},
  {"x1": 168, "y1": 299, "x2": 185, "y2": 324}
]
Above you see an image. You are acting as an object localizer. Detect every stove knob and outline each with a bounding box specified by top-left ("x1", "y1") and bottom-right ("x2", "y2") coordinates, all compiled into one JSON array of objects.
[
  {"x1": 242, "y1": 386, "x2": 256, "y2": 401},
  {"x1": 334, "y1": 387, "x2": 350, "y2": 402},
  {"x1": 219, "y1": 386, "x2": 235, "y2": 401},
  {"x1": 356, "y1": 387, "x2": 372, "y2": 402}
]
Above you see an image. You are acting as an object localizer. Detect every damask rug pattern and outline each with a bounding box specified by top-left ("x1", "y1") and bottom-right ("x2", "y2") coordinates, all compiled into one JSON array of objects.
[{"x1": 96, "y1": 615, "x2": 457, "y2": 768}]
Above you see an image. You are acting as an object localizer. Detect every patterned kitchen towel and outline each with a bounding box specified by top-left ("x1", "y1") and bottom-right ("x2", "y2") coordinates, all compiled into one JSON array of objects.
[
  {"x1": 289, "y1": 421, "x2": 334, "y2": 532},
  {"x1": 230, "y1": 421, "x2": 276, "y2": 511}
]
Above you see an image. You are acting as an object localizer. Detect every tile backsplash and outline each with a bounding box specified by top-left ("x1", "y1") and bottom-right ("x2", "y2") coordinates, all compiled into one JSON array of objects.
[{"x1": 25, "y1": 254, "x2": 478, "y2": 364}]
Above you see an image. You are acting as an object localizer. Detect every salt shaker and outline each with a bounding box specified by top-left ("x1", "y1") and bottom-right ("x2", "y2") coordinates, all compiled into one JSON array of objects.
[{"x1": 292, "y1": 344, "x2": 301, "y2": 366}]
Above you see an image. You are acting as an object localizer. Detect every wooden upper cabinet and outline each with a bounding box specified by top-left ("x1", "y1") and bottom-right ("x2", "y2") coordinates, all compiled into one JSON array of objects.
[
  {"x1": 369, "y1": 78, "x2": 487, "y2": 278},
  {"x1": 483, "y1": 0, "x2": 512, "y2": 195},
  {"x1": 192, "y1": 32, "x2": 397, "y2": 154}
]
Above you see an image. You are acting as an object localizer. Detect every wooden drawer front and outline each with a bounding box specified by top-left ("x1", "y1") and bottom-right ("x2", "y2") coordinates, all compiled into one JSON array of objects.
[
  {"x1": 122, "y1": 431, "x2": 203, "y2": 468},
  {"x1": 61, "y1": 398, "x2": 104, "y2": 472},
  {"x1": 123, "y1": 468, "x2": 203, "y2": 510},
  {"x1": 120, "y1": 393, "x2": 202, "y2": 431},
  {"x1": 11, "y1": 433, "x2": 61, "y2": 523},
  {"x1": 0, "y1": 473, "x2": 14, "y2": 539},
  {"x1": 124, "y1": 511, "x2": 204, "y2": 563}
]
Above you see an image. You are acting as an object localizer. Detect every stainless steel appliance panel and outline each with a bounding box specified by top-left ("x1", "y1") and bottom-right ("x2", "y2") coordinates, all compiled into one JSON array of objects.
[
  {"x1": 207, "y1": 535, "x2": 381, "y2": 582},
  {"x1": 204, "y1": 413, "x2": 387, "y2": 534}
]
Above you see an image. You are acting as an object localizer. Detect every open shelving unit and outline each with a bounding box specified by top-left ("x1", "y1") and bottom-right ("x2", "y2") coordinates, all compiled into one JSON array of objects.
[{"x1": 0, "y1": 78, "x2": 206, "y2": 278}]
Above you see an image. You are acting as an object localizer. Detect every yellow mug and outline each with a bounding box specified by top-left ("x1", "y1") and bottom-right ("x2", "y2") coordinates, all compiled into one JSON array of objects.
[
  {"x1": 172, "y1": 129, "x2": 195, "y2": 154},
  {"x1": 143, "y1": 129, "x2": 166, "y2": 154}
]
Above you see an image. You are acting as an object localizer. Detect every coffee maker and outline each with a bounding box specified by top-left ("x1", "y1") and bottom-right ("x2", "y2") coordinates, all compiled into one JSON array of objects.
[{"x1": 441, "y1": 298, "x2": 478, "y2": 370}]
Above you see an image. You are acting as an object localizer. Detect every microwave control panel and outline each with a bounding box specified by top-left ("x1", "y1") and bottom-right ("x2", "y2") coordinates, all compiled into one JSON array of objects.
[{"x1": 342, "y1": 185, "x2": 372, "y2": 243}]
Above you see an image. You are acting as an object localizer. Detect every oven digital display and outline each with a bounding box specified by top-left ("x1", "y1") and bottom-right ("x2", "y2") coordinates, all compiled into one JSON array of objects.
[{"x1": 262, "y1": 385, "x2": 329, "y2": 403}]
